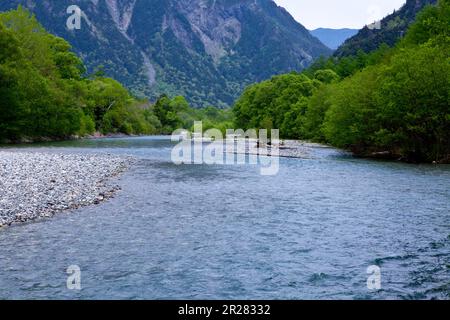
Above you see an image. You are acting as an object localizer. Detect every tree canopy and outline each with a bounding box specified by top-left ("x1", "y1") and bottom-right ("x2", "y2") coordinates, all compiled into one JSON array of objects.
[{"x1": 233, "y1": 0, "x2": 450, "y2": 163}]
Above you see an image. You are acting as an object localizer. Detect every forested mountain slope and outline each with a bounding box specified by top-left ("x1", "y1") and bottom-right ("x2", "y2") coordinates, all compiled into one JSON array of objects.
[{"x1": 0, "y1": 0, "x2": 331, "y2": 107}]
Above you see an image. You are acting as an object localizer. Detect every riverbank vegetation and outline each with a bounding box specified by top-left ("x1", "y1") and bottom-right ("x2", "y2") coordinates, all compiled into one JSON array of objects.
[
  {"x1": 0, "y1": 7, "x2": 153, "y2": 142},
  {"x1": 233, "y1": 0, "x2": 449, "y2": 163},
  {"x1": 152, "y1": 95, "x2": 233, "y2": 135},
  {"x1": 0, "y1": 7, "x2": 231, "y2": 143}
]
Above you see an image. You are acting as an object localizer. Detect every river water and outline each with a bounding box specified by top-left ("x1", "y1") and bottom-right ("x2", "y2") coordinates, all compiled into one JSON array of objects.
[{"x1": 0, "y1": 136, "x2": 449, "y2": 299}]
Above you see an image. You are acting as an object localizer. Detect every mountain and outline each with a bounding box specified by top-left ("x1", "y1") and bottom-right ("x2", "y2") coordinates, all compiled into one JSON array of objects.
[
  {"x1": 309, "y1": 28, "x2": 358, "y2": 50},
  {"x1": 0, "y1": 0, "x2": 331, "y2": 107},
  {"x1": 334, "y1": 0, "x2": 438, "y2": 57}
]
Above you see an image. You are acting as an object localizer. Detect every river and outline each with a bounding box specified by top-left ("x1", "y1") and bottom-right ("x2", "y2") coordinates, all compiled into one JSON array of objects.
[{"x1": 0, "y1": 136, "x2": 449, "y2": 299}]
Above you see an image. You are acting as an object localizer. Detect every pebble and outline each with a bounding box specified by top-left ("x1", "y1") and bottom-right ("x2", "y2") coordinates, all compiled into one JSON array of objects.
[{"x1": 0, "y1": 151, "x2": 132, "y2": 228}]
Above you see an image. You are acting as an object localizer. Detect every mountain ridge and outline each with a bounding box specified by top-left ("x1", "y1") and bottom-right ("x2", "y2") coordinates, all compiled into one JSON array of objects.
[
  {"x1": 334, "y1": 0, "x2": 438, "y2": 57},
  {"x1": 0, "y1": 0, "x2": 332, "y2": 107}
]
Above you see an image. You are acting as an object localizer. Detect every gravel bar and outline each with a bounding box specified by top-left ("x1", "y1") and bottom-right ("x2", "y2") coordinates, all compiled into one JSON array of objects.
[
  {"x1": 224, "y1": 139, "x2": 331, "y2": 159},
  {"x1": 0, "y1": 151, "x2": 132, "y2": 228}
]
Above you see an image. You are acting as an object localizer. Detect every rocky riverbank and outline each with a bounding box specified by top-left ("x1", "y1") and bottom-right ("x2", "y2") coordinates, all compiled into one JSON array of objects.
[
  {"x1": 224, "y1": 139, "x2": 333, "y2": 159},
  {"x1": 0, "y1": 151, "x2": 132, "y2": 228}
]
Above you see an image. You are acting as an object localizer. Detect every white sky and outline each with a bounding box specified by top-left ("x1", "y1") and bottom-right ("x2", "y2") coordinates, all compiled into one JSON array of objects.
[{"x1": 273, "y1": 0, "x2": 407, "y2": 29}]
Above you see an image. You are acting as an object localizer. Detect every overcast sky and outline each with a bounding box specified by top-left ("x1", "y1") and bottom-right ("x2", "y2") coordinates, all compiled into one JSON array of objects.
[{"x1": 273, "y1": 0, "x2": 406, "y2": 29}]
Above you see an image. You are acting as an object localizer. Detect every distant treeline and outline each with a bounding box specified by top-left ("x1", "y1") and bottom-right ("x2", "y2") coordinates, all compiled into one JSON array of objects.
[
  {"x1": 233, "y1": 0, "x2": 449, "y2": 163},
  {"x1": 0, "y1": 7, "x2": 231, "y2": 143}
]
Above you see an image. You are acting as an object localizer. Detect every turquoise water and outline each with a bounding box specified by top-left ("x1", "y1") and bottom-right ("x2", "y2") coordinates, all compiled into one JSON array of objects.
[{"x1": 0, "y1": 136, "x2": 449, "y2": 299}]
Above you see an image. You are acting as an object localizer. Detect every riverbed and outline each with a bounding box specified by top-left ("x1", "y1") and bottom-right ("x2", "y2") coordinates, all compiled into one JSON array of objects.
[
  {"x1": 0, "y1": 151, "x2": 130, "y2": 227},
  {"x1": 0, "y1": 136, "x2": 448, "y2": 299}
]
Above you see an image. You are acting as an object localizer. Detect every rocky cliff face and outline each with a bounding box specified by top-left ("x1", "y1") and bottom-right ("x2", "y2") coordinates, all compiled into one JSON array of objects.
[
  {"x1": 0, "y1": 0, "x2": 331, "y2": 107},
  {"x1": 104, "y1": 0, "x2": 136, "y2": 33}
]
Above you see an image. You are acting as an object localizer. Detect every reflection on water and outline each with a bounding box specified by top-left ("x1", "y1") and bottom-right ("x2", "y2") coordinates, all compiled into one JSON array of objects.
[{"x1": 0, "y1": 136, "x2": 449, "y2": 299}]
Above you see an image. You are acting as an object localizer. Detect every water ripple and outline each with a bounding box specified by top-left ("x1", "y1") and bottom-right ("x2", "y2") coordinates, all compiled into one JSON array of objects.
[{"x1": 0, "y1": 137, "x2": 449, "y2": 300}]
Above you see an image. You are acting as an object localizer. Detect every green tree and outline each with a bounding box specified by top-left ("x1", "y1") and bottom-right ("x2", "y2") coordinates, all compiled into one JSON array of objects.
[
  {"x1": 375, "y1": 43, "x2": 449, "y2": 161},
  {"x1": 0, "y1": 7, "x2": 161, "y2": 141},
  {"x1": 314, "y1": 69, "x2": 340, "y2": 84},
  {"x1": 0, "y1": 22, "x2": 28, "y2": 139},
  {"x1": 233, "y1": 73, "x2": 316, "y2": 138},
  {"x1": 322, "y1": 66, "x2": 382, "y2": 150}
]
